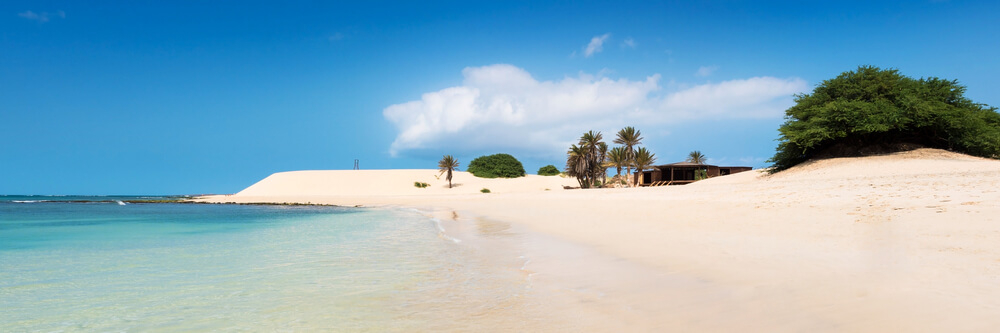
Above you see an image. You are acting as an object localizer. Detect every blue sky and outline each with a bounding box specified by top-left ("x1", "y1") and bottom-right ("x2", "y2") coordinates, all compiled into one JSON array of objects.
[{"x1": 2, "y1": 1, "x2": 998, "y2": 195}]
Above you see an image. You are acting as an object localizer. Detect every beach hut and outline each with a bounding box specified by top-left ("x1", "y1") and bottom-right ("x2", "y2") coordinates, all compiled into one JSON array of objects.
[{"x1": 635, "y1": 162, "x2": 752, "y2": 186}]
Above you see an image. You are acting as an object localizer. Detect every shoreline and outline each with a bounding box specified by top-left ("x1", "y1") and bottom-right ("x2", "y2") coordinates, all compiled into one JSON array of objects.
[{"x1": 193, "y1": 149, "x2": 1000, "y2": 331}]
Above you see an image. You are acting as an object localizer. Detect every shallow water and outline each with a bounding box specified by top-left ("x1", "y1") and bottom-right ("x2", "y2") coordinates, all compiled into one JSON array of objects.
[{"x1": 0, "y1": 198, "x2": 537, "y2": 331}]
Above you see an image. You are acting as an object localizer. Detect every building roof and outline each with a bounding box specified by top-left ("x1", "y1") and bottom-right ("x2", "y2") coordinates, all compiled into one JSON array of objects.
[
  {"x1": 660, "y1": 161, "x2": 709, "y2": 167},
  {"x1": 642, "y1": 162, "x2": 753, "y2": 169}
]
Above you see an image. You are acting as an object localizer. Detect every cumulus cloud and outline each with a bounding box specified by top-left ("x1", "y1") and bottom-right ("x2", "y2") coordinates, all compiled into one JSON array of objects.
[
  {"x1": 383, "y1": 64, "x2": 807, "y2": 158},
  {"x1": 696, "y1": 65, "x2": 718, "y2": 77},
  {"x1": 583, "y1": 33, "x2": 611, "y2": 57},
  {"x1": 661, "y1": 76, "x2": 807, "y2": 119},
  {"x1": 18, "y1": 10, "x2": 64, "y2": 23}
]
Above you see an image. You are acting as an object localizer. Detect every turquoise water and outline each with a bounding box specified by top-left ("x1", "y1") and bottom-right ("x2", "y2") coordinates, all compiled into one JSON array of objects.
[{"x1": 0, "y1": 196, "x2": 533, "y2": 331}]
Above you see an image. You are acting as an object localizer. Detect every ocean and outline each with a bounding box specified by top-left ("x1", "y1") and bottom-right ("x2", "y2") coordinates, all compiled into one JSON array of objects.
[{"x1": 0, "y1": 196, "x2": 538, "y2": 331}]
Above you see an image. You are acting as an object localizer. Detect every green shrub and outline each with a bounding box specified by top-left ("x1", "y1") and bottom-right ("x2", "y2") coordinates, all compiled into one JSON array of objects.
[
  {"x1": 414, "y1": 181, "x2": 430, "y2": 188},
  {"x1": 537, "y1": 164, "x2": 560, "y2": 176},
  {"x1": 467, "y1": 153, "x2": 526, "y2": 178},
  {"x1": 769, "y1": 66, "x2": 1000, "y2": 172},
  {"x1": 480, "y1": 188, "x2": 491, "y2": 193}
]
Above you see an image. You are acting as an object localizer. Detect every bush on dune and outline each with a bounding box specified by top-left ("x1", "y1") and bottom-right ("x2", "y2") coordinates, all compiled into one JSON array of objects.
[
  {"x1": 769, "y1": 65, "x2": 1000, "y2": 172},
  {"x1": 537, "y1": 165, "x2": 560, "y2": 176},
  {"x1": 467, "y1": 153, "x2": 526, "y2": 178}
]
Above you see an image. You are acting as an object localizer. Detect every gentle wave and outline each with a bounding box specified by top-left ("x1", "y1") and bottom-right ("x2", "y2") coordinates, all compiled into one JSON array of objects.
[{"x1": 432, "y1": 217, "x2": 462, "y2": 243}]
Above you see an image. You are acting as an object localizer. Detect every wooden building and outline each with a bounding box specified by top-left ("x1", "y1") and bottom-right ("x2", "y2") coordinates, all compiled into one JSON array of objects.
[{"x1": 634, "y1": 162, "x2": 752, "y2": 186}]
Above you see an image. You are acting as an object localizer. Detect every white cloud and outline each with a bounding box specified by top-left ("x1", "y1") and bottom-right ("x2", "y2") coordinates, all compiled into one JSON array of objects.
[
  {"x1": 583, "y1": 33, "x2": 611, "y2": 57},
  {"x1": 383, "y1": 64, "x2": 808, "y2": 158},
  {"x1": 18, "y1": 10, "x2": 64, "y2": 23},
  {"x1": 660, "y1": 76, "x2": 807, "y2": 119},
  {"x1": 696, "y1": 65, "x2": 718, "y2": 77},
  {"x1": 622, "y1": 37, "x2": 637, "y2": 49}
]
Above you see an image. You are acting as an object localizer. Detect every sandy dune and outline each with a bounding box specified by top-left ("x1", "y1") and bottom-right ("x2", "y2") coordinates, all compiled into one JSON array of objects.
[
  {"x1": 234, "y1": 170, "x2": 580, "y2": 197},
  {"x1": 195, "y1": 149, "x2": 1000, "y2": 331}
]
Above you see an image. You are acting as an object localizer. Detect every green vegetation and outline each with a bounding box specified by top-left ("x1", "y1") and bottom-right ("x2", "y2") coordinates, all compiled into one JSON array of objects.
[
  {"x1": 467, "y1": 153, "x2": 526, "y2": 178},
  {"x1": 606, "y1": 146, "x2": 627, "y2": 184},
  {"x1": 632, "y1": 147, "x2": 656, "y2": 184},
  {"x1": 770, "y1": 66, "x2": 1000, "y2": 172},
  {"x1": 687, "y1": 151, "x2": 707, "y2": 164},
  {"x1": 537, "y1": 164, "x2": 560, "y2": 176},
  {"x1": 480, "y1": 188, "x2": 491, "y2": 193},
  {"x1": 566, "y1": 131, "x2": 609, "y2": 188},
  {"x1": 437, "y1": 155, "x2": 459, "y2": 188},
  {"x1": 414, "y1": 181, "x2": 430, "y2": 188},
  {"x1": 694, "y1": 169, "x2": 708, "y2": 181},
  {"x1": 614, "y1": 126, "x2": 644, "y2": 187},
  {"x1": 566, "y1": 127, "x2": 654, "y2": 188}
]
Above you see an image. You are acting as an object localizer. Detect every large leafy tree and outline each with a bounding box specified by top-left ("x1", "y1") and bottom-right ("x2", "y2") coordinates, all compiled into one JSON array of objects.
[
  {"x1": 614, "y1": 126, "x2": 644, "y2": 187},
  {"x1": 437, "y1": 155, "x2": 459, "y2": 188},
  {"x1": 770, "y1": 66, "x2": 1000, "y2": 172}
]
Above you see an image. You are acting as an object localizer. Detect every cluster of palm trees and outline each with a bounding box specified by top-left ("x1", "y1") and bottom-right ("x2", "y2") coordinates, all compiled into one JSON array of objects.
[
  {"x1": 566, "y1": 131, "x2": 608, "y2": 188},
  {"x1": 566, "y1": 127, "x2": 656, "y2": 188}
]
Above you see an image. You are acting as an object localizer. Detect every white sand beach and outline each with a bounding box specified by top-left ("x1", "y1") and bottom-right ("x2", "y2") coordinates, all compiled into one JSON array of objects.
[{"x1": 195, "y1": 149, "x2": 1000, "y2": 331}]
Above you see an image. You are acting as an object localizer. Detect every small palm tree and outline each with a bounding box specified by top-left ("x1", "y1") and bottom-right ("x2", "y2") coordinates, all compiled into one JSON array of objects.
[
  {"x1": 632, "y1": 147, "x2": 656, "y2": 186},
  {"x1": 438, "y1": 155, "x2": 459, "y2": 188},
  {"x1": 614, "y1": 127, "x2": 643, "y2": 187},
  {"x1": 606, "y1": 146, "x2": 627, "y2": 186},
  {"x1": 687, "y1": 150, "x2": 707, "y2": 164}
]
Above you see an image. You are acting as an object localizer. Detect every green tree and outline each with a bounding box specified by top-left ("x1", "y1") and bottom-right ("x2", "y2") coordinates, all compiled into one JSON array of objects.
[
  {"x1": 438, "y1": 155, "x2": 459, "y2": 188},
  {"x1": 467, "y1": 153, "x2": 526, "y2": 178},
  {"x1": 687, "y1": 151, "x2": 707, "y2": 164},
  {"x1": 537, "y1": 165, "x2": 560, "y2": 176},
  {"x1": 614, "y1": 126, "x2": 643, "y2": 187},
  {"x1": 632, "y1": 147, "x2": 656, "y2": 185},
  {"x1": 770, "y1": 66, "x2": 1000, "y2": 172}
]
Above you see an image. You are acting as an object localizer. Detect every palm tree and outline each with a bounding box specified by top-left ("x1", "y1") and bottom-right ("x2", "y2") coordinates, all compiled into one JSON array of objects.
[
  {"x1": 594, "y1": 142, "x2": 609, "y2": 186},
  {"x1": 687, "y1": 150, "x2": 707, "y2": 164},
  {"x1": 566, "y1": 144, "x2": 590, "y2": 188},
  {"x1": 632, "y1": 147, "x2": 656, "y2": 186},
  {"x1": 614, "y1": 127, "x2": 643, "y2": 187},
  {"x1": 438, "y1": 155, "x2": 459, "y2": 188},
  {"x1": 606, "y1": 146, "x2": 627, "y2": 186},
  {"x1": 580, "y1": 130, "x2": 603, "y2": 160},
  {"x1": 566, "y1": 131, "x2": 608, "y2": 189}
]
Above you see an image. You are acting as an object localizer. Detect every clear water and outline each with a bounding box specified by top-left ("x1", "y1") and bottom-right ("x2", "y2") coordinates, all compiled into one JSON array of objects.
[{"x1": 0, "y1": 196, "x2": 533, "y2": 331}]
